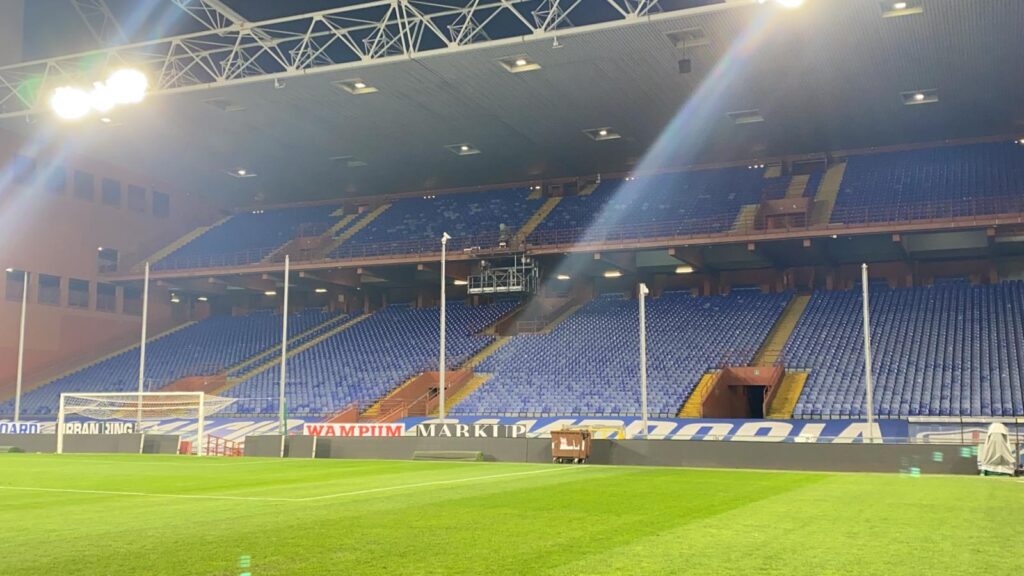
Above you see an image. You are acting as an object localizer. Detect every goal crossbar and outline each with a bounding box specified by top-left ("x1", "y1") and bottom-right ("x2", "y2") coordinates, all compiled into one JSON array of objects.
[{"x1": 57, "y1": 392, "x2": 236, "y2": 456}]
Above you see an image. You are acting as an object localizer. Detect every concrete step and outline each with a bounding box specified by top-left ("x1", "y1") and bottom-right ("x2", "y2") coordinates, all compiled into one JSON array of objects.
[
  {"x1": 132, "y1": 215, "x2": 232, "y2": 272},
  {"x1": 224, "y1": 312, "x2": 350, "y2": 375},
  {"x1": 731, "y1": 204, "x2": 760, "y2": 234},
  {"x1": 432, "y1": 374, "x2": 492, "y2": 416},
  {"x1": 766, "y1": 371, "x2": 809, "y2": 419},
  {"x1": 785, "y1": 174, "x2": 811, "y2": 198},
  {"x1": 514, "y1": 197, "x2": 561, "y2": 244},
  {"x1": 677, "y1": 371, "x2": 720, "y2": 418},
  {"x1": 321, "y1": 204, "x2": 391, "y2": 257},
  {"x1": 752, "y1": 294, "x2": 811, "y2": 366},
  {"x1": 808, "y1": 162, "x2": 846, "y2": 226}
]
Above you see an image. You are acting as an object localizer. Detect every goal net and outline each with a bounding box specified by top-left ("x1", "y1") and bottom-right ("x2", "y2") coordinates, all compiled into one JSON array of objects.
[{"x1": 57, "y1": 392, "x2": 236, "y2": 456}]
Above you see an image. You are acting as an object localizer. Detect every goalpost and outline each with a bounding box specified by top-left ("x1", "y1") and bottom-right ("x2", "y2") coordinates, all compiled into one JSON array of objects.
[{"x1": 56, "y1": 392, "x2": 236, "y2": 456}]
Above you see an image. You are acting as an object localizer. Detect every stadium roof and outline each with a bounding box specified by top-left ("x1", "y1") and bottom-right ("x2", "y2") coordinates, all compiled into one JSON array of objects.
[{"x1": 3, "y1": 0, "x2": 1022, "y2": 205}]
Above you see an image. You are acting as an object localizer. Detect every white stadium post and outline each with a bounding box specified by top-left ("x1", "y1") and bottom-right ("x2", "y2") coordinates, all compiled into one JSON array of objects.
[
  {"x1": 13, "y1": 269, "x2": 27, "y2": 425},
  {"x1": 439, "y1": 232, "x2": 450, "y2": 421},
  {"x1": 279, "y1": 254, "x2": 290, "y2": 437},
  {"x1": 638, "y1": 283, "x2": 650, "y2": 438},
  {"x1": 861, "y1": 263, "x2": 876, "y2": 442},
  {"x1": 56, "y1": 393, "x2": 66, "y2": 454},
  {"x1": 136, "y1": 262, "x2": 150, "y2": 427},
  {"x1": 197, "y1": 392, "x2": 206, "y2": 457}
]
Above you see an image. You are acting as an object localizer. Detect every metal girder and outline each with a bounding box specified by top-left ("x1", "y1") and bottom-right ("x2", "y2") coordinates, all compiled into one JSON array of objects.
[
  {"x1": 0, "y1": 0, "x2": 672, "y2": 119},
  {"x1": 70, "y1": 0, "x2": 128, "y2": 47}
]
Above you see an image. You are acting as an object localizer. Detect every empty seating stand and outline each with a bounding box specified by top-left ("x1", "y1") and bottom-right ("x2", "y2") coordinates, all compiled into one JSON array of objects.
[
  {"x1": 331, "y1": 188, "x2": 541, "y2": 258},
  {"x1": 222, "y1": 300, "x2": 519, "y2": 416},
  {"x1": 528, "y1": 167, "x2": 767, "y2": 245},
  {"x1": 832, "y1": 142, "x2": 1024, "y2": 224},
  {"x1": 453, "y1": 290, "x2": 791, "y2": 417},
  {"x1": 783, "y1": 281, "x2": 1024, "y2": 418},
  {"x1": 155, "y1": 204, "x2": 344, "y2": 270},
  {"x1": 0, "y1": 309, "x2": 336, "y2": 417}
]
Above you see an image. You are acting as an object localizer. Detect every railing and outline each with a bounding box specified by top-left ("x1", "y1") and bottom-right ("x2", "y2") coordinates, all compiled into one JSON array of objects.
[
  {"x1": 132, "y1": 194, "x2": 1024, "y2": 273},
  {"x1": 205, "y1": 435, "x2": 243, "y2": 457}
]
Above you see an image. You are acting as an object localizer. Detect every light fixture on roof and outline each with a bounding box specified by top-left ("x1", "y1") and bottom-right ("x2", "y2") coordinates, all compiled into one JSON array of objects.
[
  {"x1": 197, "y1": 296, "x2": 208, "y2": 302},
  {"x1": 603, "y1": 270, "x2": 623, "y2": 278},
  {"x1": 774, "y1": 0, "x2": 804, "y2": 7},
  {"x1": 227, "y1": 168, "x2": 257, "y2": 178},
  {"x1": 264, "y1": 290, "x2": 277, "y2": 296},
  {"x1": 50, "y1": 68, "x2": 148, "y2": 121},
  {"x1": 727, "y1": 109, "x2": 765, "y2": 125},
  {"x1": 99, "y1": 116, "x2": 112, "y2": 124},
  {"x1": 170, "y1": 294, "x2": 180, "y2": 303},
  {"x1": 675, "y1": 265, "x2": 694, "y2": 274},
  {"x1": 584, "y1": 127, "x2": 621, "y2": 142},
  {"x1": 901, "y1": 89, "x2": 937, "y2": 105},
  {"x1": 556, "y1": 274, "x2": 571, "y2": 281},
  {"x1": 446, "y1": 143, "x2": 481, "y2": 156},
  {"x1": 333, "y1": 78, "x2": 377, "y2": 95},
  {"x1": 880, "y1": 0, "x2": 922, "y2": 17},
  {"x1": 453, "y1": 279, "x2": 468, "y2": 286},
  {"x1": 5, "y1": 268, "x2": 14, "y2": 273},
  {"x1": 314, "y1": 288, "x2": 328, "y2": 293},
  {"x1": 498, "y1": 54, "x2": 541, "y2": 74}
]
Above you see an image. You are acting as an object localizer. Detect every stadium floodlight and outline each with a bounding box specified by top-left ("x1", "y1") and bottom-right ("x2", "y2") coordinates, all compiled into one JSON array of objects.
[
  {"x1": 556, "y1": 274, "x2": 571, "y2": 280},
  {"x1": 603, "y1": 270, "x2": 622, "y2": 278},
  {"x1": 776, "y1": 0, "x2": 805, "y2": 7},
  {"x1": 50, "y1": 87, "x2": 92, "y2": 120},
  {"x1": 89, "y1": 81, "x2": 116, "y2": 113},
  {"x1": 106, "y1": 69, "x2": 148, "y2": 104}
]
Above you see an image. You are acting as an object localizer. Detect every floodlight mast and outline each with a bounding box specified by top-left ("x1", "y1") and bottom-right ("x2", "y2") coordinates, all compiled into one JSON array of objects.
[
  {"x1": 861, "y1": 263, "x2": 876, "y2": 442},
  {"x1": 439, "y1": 232, "x2": 451, "y2": 421},
  {"x1": 136, "y1": 262, "x2": 150, "y2": 426},
  {"x1": 638, "y1": 282, "x2": 650, "y2": 438},
  {"x1": 13, "y1": 270, "x2": 27, "y2": 424}
]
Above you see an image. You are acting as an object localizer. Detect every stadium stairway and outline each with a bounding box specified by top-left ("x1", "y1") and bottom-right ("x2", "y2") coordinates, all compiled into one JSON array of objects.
[
  {"x1": 786, "y1": 174, "x2": 811, "y2": 198},
  {"x1": 513, "y1": 197, "x2": 562, "y2": 245},
  {"x1": 751, "y1": 294, "x2": 811, "y2": 366},
  {"x1": 222, "y1": 312, "x2": 351, "y2": 376},
  {"x1": 731, "y1": 204, "x2": 760, "y2": 234},
  {"x1": 361, "y1": 334, "x2": 514, "y2": 418},
  {"x1": 578, "y1": 181, "x2": 601, "y2": 196},
  {"x1": 765, "y1": 371, "x2": 808, "y2": 419},
  {"x1": 0, "y1": 321, "x2": 197, "y2": 403},
  {"x1": 763, "y1": 165, "x2": 782, "y2": 178},
  {"x1": 808, "y1": 162, "x2": 846, "y2": 226},
  {"x1": 677, "y1": 371, "x2": 720, "y2": 418},
  {"x1": 131, "y1": 216, "x2": 232, "y2": 272},
  {"x1": 214, "y1": 313, "x2": 370, "y2": 394},
  {"x1": 430, "y1": 374, "x2": 492, "y2": 416},
  {"x1": 321, "y1": 204, "x2": 391, "y2": 257}
]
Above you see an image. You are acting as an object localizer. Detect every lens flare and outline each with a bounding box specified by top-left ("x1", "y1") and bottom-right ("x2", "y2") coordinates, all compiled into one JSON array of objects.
[{"x1": 49, "y1": 87, "x2": 92, "y2": 120}]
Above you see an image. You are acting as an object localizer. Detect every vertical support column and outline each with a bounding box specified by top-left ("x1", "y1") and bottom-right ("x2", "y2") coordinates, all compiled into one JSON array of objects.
[
  {"x1": 439, "y1": 233, "x2": 450, "y2": 420},
  {"x1": 197, "y1": 392, "x2": 206, "y2": 457},
  {"x1": 279, "y1": 255, "x2": 290, "y2": 436},
  {"x1": 638, "y1": 283, "x2": 649, "y2": 438},
  {"x1": 13, "y1": 270, "x2": 27, "y2": 424},
  {"x1": 56, "y1": 393, "x2": 66, "y2": 454},
  {"x1": 861, "y1": 263, "x2": 876, "y2": 442},
  {"x1": 136, "y1": 262, "x2": 150, "y2": 426}
]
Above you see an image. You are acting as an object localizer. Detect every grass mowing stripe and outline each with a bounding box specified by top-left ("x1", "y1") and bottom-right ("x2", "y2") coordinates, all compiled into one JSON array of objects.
[{"x1": 0, "y1": 464, "x2": 582, "y2": 503}]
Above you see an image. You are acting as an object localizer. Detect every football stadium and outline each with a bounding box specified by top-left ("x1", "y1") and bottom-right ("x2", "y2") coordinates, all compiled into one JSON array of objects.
[{"x1": 0, "y1": 0, "x2": 1023, "y2": 573}]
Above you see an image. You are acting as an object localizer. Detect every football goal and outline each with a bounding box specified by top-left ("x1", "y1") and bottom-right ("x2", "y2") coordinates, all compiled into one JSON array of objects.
[{"x1": 56, "y1": 392, "x2": 236, "y2": 456}]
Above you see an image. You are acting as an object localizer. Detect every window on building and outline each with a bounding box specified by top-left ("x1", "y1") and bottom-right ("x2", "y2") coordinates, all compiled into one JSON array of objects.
[
  {"x1": 152, "y1": 190, "x2": 170, "y2": 218},
  {"x1": 97, "y1": 247, "x2": 118, "y2": 273},
  {"x1": 127, "y1": 185, "x2": 146, "y2": 213},
  {"x1": 97, "y1": 283, "x2": 116, "y2": 312},
  {"x1": 101, "y1": 178, "x2": 122, "y2": 207},
  {"x1": 5, "y1": 269, "x2": 26, "y2": 302},
  {"x1": 123, "y1": 286, "x2": 142, "y2": 315},
  {"x1": 73, "y1": 170, "x2": 95, "y2": 201},
  {"x1": 45, "y1": 165, "x2": 67, "y2": 194},
  {"x1": 68, "y1": 278, "x2": 90, "y2": 308},
  {"x1": 38, "y1": 274, "x2": 61, "y2": 306}
]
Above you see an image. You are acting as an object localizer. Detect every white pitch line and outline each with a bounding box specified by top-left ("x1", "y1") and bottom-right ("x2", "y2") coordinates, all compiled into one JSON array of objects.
[{"x1": 0, "y1": 465, "x2": 583, "y2": 503}]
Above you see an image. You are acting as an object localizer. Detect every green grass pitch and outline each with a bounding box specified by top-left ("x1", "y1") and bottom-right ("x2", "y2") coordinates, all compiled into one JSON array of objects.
[{"x1": 0, "y1": 454, "x2": 1020, "y2": 575}]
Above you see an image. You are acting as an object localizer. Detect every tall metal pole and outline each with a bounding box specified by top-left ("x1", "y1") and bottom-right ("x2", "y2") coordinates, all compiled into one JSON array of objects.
[
  {"x1": 136, "y1": 262, "x2": 150, "y2": 427},
  {"x1": 861, "y1": 263, "x2": 876, "y2": 442},
  {"x1": 279, "y1": 254, "x2": 290, "y2": 436},
  {"x1": 638, "y1": 283, "x2": 650, "y2": 438},
  {"x1": 13, "y1": 270, "x2": 27, "y2": 424},
  {"x1": 439, "y1": 233, "x2": 450, "y2": 420}
]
